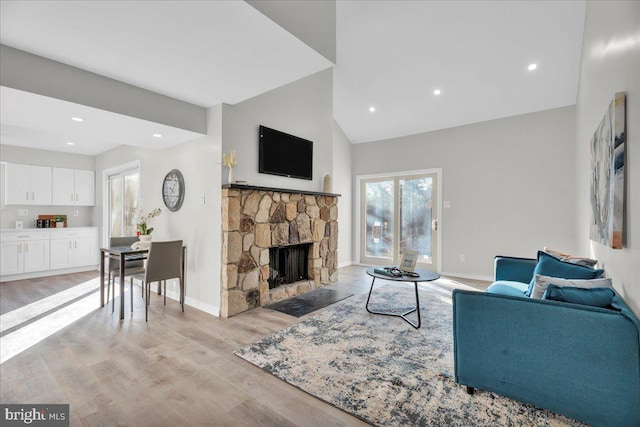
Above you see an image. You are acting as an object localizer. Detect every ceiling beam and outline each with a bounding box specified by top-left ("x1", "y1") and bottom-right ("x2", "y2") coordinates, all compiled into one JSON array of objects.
[{"x1": 1, "y1": 44, "x2": 207, "y2": 134}]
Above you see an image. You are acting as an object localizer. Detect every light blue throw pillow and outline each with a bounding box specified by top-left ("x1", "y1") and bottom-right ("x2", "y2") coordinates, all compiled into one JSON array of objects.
[
  {"x1": 542, "y1": 284, "x2": 615, "y2": 308},
  {"x1": 526, "y1": 251, "x2": 605, "y2": 296},
  {"x1": 530, "y1": 275, "x2": 613, "y2": 299}
]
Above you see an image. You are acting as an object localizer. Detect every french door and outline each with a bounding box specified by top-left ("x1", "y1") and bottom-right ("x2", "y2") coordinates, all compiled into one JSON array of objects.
[{"x1": 360, "y1": 172, "x2": 438, "y2": 271}]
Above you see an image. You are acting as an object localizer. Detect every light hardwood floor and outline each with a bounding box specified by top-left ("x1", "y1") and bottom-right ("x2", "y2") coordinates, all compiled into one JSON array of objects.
[{"x1": 0, "y1": 265, "x2": 488, "y2": 426}]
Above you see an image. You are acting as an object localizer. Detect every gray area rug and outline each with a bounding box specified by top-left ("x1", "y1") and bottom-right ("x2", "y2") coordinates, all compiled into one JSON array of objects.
[{"x1": 235, "y1": 284, "x2": 586, "y2": 427}]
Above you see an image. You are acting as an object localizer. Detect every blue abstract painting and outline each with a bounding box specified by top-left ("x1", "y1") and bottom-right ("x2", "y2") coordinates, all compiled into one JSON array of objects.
[{"x1": 590, "y1": 92, "x2": 626, "y2": 249}]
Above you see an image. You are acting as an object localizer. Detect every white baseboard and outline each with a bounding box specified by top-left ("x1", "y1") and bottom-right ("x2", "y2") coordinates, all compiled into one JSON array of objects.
[
  {"x1": 439, "y1": 271, "x2": 493, "y2": 282},
  {"x1": 185, "y1": 297, "x2": 220, "y2": 317},
  {"x1": 338, "y1": 261, "x2": 354, "y2": 268},
  {"x1": 162, "y1": 288, "x2": 220, "y2": 317}
]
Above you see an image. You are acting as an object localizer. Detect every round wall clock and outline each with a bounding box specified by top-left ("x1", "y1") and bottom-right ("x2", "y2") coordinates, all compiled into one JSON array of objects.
[{"x1": 162, "y1": 169, "x2": 185, "y2": 212}]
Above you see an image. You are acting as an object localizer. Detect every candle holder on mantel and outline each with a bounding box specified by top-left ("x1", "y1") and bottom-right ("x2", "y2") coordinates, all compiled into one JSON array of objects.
[{"x1": 323, "y1": 175, "x2": 332, "y2": 193}]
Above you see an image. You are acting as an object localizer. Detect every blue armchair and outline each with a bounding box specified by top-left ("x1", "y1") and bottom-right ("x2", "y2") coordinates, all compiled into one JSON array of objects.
[{"x1": 452, "y1": 255, "x2": 640, "y2": 427}]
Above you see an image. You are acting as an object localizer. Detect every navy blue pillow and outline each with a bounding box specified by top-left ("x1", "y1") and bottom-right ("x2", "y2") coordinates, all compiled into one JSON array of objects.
[
  {"x1": 527, "y1": 251, "x2": 604, "y2": 296},
  {"x1": 542, "y1": 284, "x2": 615, "y2": 308}
]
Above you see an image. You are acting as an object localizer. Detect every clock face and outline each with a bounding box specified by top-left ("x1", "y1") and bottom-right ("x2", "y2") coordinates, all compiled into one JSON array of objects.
[{"x1": 162, "y1": 169, "x2": 185, "y2": 212}]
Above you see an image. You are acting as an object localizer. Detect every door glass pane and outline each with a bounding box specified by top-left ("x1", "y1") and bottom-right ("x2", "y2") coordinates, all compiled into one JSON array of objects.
[
  {"x1": 400, "y1": 177, "x2": 433, "y2": 263},
  {"x1": 109, "y1": 172, "x2": 139, "y2": 238},
  {"x1": 110, "y1": 176, "x2": 123, "y2": 237},
  {"x1": 123, "y1": 173, "x2": 139, "y2": 236},
  {"x1": 365, "y1": 180, "x2": 394, "y2": 259}
]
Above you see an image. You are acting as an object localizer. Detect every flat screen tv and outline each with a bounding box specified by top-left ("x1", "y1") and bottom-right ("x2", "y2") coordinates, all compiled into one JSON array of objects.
[{"x1": 259, "y1": 125, "x2": 313, "y2": 180}]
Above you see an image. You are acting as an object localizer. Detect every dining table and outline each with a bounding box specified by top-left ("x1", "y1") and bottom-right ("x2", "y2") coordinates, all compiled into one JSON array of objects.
[{"x1": 99, "y1": 245, "x2": 186, "y2": 320}]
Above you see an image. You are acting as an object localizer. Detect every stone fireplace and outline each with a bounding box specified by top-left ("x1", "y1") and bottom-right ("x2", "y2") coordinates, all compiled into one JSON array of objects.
[{"x1": 221, "y1": 184, "x2": 339, "y2": 317}]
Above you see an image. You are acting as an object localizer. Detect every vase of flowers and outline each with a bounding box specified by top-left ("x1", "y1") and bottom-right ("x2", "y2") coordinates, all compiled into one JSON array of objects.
[
  {"x1": 222, "y1": 150, "x2": 237, "y2": 184},
  {"x1": 131, "y1": 208, "x2": 161, "y2": 249}
]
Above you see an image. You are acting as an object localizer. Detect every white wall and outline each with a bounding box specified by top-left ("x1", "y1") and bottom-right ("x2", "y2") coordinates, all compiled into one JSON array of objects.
[
  {"x1": 95, "y1": 106, "x2": 222, "y2": 315},
  {"x1": 353, "y1": 106, "x2": 576, "y2": 279},
  {"x1": 575, "y1": 0, "x2": 640, "y2": 315},
  {"x1": 333, "y1": 120, "x2": 353, "y2": 266},
  {"x1": 221, "y1": 69, "x2": 334, "y2": 193},
  {"x1": 0, "y1": 144, "x2": 95, "y2": 228}
]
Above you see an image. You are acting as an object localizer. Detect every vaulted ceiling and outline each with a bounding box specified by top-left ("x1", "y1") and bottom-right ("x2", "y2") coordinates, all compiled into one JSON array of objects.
[{"x1": 0, "y1": 0, "x2": 586, "y2": 155}]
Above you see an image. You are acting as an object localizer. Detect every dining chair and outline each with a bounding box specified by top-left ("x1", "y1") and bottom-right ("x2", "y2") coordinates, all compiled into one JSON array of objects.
[
  {"x1": 107, "y1": 236, "x2": 145, "y2": 313},
  {"x1": 129, "y1": 240, "x2": 184, "y2": 321}
]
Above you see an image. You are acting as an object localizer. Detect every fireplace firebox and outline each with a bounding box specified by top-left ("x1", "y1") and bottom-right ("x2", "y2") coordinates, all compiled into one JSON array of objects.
[{"x1": 268, "y1": 244, "x2": 311, "y2": 289}]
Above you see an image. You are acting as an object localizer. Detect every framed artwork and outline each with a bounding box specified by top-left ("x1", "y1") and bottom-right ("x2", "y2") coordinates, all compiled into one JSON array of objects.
[
  {"x1": 590, "y1": 92, "x2": 626, "y2": 249},
  {"x1": 399, "y1": 250, "x2": 418, "y2": 272}
]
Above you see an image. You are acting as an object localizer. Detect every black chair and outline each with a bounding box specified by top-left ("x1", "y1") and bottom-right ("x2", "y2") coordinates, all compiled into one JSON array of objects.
[
  {"x1": 107, "y1": 236, "x2": 145, "y2": 313},
  {"x1": 129, "y1": 240, "x2": 184, "y2": 321}
]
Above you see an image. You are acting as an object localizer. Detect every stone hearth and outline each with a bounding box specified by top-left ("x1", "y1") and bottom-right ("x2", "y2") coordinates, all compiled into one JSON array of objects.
[{"x1": 221, "y1": 185, "x2": 339, "y2": 317}]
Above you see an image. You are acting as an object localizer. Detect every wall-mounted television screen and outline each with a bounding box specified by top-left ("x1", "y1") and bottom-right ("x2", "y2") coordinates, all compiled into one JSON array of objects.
[{"x1": 259, "y1": 125, "x2": 313, "y2": 180}]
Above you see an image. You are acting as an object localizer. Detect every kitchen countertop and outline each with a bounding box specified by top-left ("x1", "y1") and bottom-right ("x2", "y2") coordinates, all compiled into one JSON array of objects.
[{"x1": 1, "y1": 226, "x2": 98, "y2": 232}]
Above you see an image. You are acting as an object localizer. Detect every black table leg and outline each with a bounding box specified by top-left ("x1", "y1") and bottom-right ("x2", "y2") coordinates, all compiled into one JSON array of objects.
[
  {"x1": 99, "y1": 250, "x2": 105, "y2": 308},
  {"x1": 365, "y1": 277, "x2": 421, "y2": 329},
  {"x1": 119, "y1": 254, "x2": 125, "y2": 320}
]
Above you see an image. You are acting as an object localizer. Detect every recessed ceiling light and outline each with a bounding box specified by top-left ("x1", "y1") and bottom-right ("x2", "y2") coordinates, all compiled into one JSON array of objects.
[
  {"x1": 528, "y1": 63, "x2": 538, "y2": 71},
  {"x1": 66, "y1": 142, "x2": 74, "y2": 146},
  {"x1": 153, "y1": 133, "x2": 163, "y2": 138},
  {"x1": 71, "y1": 117, "x2": 84, "y2": 122},
  {"x1": 433, "y1": 89, "x2": 441, "y2": 96},
  {"x1": 369, "y1": 106, "x2": 376, "y2": 113}
]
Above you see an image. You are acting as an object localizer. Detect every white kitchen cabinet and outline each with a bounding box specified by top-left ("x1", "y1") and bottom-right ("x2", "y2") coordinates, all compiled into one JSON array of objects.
[
  {"x1": 52, "y1": 168, "x2": 95, "y2": 206},
  {"x1": 4, "y1": 163, "x2": 52, "y2": 205},
  {"x1": 50, "y1": 228, "x2": 98, "y2": 270},
  {"x1": 74, "y1": 169, "x2": 95, "y2": 206},
  {"x1": 0, "y1": 230, "x2": 50, "y2": 276}
]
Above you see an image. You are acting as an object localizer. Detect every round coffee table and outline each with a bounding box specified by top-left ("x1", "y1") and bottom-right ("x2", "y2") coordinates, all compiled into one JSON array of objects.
[{"x1": 365, "y1": 267, "x2": 440, "y2": 329}]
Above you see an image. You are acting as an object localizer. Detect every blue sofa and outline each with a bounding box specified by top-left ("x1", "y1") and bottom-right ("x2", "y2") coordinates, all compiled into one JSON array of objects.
[{"x1": 452, "y1": 255, "x2": 640, "y2": 427}]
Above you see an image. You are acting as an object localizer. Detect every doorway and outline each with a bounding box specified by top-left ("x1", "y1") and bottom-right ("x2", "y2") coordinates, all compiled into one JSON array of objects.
[
  {"x1": 103, "y1": 161, "x2": 140, "y2": 243},
  {"x1": 358, "y1": 170, "x2": 441, "y2": 272}
]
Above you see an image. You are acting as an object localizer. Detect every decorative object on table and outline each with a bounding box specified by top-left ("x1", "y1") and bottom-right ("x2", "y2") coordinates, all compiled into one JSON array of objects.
[
  {"x1": 322, "y1": 174, "x2": 332, "y2": 193},
  {"x1": 236, "y1": 285, "x2": 584, "y2": 427},
  {"x1": 590, "y1": 91, "x2": 626, "y2": 249},
  {"x1": 133, "y1": 234, "x2": 153, "y2": 250},
  {"x1": 162, "y1": 169, "x2": 185, "y2": 212},
  {"x1": 14, "y1": 220, "x2": 23, "y2": 230},
  {"x1": 131, "y1": 207, "x2": 161, "y2": 249},
  {"x1": 399, "y1": 249, "x2": 418, "y2": 272},
  {"x1": 222, "y1": 150, "x2": 237, "y2": 184}
]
